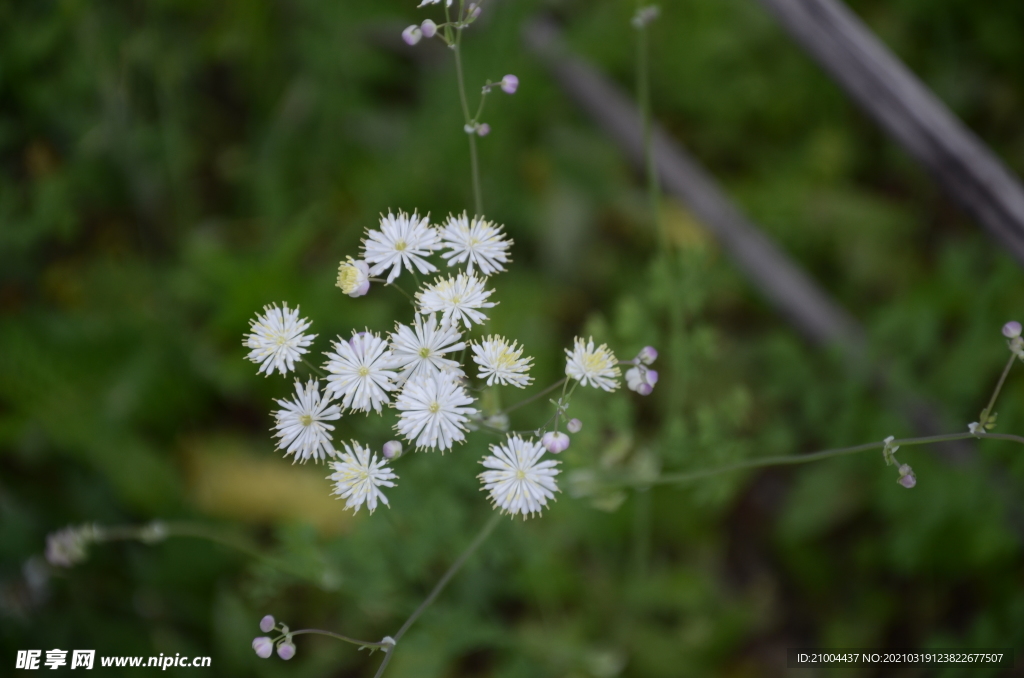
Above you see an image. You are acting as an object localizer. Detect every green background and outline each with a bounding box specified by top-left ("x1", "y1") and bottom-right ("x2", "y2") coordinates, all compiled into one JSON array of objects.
[{"x1": 3, "y1": 0, "x2": 1024, "y2": 676}]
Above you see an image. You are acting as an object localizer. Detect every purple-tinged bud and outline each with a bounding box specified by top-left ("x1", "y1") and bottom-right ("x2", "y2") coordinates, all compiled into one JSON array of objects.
[
  {"x1": 637, "y1": 346, "x2": 658, "y2": 365},
  {"x1": 259, "y1": 615, "x2": 275, "y2": 633},
  {"x1": 420, "y1": 19, "x2": 437, "y2": 38},
  {"x1": 500, "y1": 74, "x2": 519, "y2": 94},
  {"x1": 541, "y1": 431, "x2": 570, "y2": 454},
  {"x1": 626, "y1": 366, "x2": 658, "y2": 395},
  {"x1": 477, "y1": 123, "x2": 490, "y2": 137},
  {"x1": 277, "y1": 641, "x2": 296, "y2": 661},
  {"x1": 1003, "y1": 321, "x2": 1022, "y2": 339},
  {"x1": 402, "y1": 25, "x2": 422, "y2": 46},
  {"x1": 252, "y1": 637, "x2": 273, "y2": 659},
  {"x1": 382, "y1": 441, "x2": 403, "y2": 460},
  {"x1": 897, "y1": 464, "x2": 916, "y2": 489},
  {"x1": 566, "y1": 418, "x2": 582, "y2": 433},
  {"x1": 468, "y1": 3, "x2": 482, "y2": 20}
]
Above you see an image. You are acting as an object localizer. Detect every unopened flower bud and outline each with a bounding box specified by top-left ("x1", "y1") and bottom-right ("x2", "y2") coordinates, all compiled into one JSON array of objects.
[
  {"x1": 467, "y1": 3, "x2": 482, "y2": 20},
  {"x1": 277, "y1": 641, "x2": 296, "y2": 661},
  {"x1": 260, "y1": 615, "x2": 275, "y2": 633},
  {"x1": 897, "y1": 464, "x2": 916, "y2": 489},
  {"x1": 45, "y1": 525, "x2": 96, "y2": 568},
  {"x1": 402, "y1": 25, "x2": 422, "y2": 46},
  {"x1": 420, "y1": 19, "x2": 437, "y2": 38},
  {"x1": 500, "y1": 74, "x2": 519, "y2": 94},
  {"x1": 637, "y1": 346, "x2": 658, "y2": 365},
  {"x1": 626, "y1": 366, "x2": 658, "y2": 396},
  {"x1": 252, "y1": 637, "x2": 273, "y2": 659},
  {"x1": 541, "y1": 431, "x2": 570, "y2": 454},
  {"x1": 477, "y1": 123, "x2": 490, "y2": 136},
  {"x1": 1003, "y1": 321, "x2": 1022, "y2": 339},
  {"x1": 383, "y1": 441, "x2": 403, "y2": 459},
  {"x1": 337, "y1": 258, "x2": 370, "y2": 297},
  {"x1": 566, "y1": 418, "x2": 582, "y2": 433}
]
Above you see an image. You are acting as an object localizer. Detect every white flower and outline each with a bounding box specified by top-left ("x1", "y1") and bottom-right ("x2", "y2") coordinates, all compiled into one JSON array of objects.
[
  {"x1": 479, "y1": 435, "x2": 560, "y2": 518},
  {"x1": 968, "y1": 422, "x2": 983, "y2": 435},
  {"x1": 337, "y1": 257, "x2": 370, "y2": 297},
  {"x1": 328, "y1": 440, "x2": 398, "y2": 514},
  {"x1": 439, "y1": 212, "x2": 513, "y2": 276},
  {"x1": 472, "y1": 335, "x2": 533, "y2": 388},
  {"x1": 272, "y1": 379, "x2": 342, "y2": 463},
  {"x1": 362, "y1": 210, "x2": 439, "y2": 284},
  {"x1": 418, "y1": 0, "x2": 453, "y2": 6},
  {"x1": 323, "y1": 331, "x2": 398, "y2": 413},
  {"x1": 244, "y1": 303, "x2": 316, "y2": 376},
  {"x1": 565, "y1": 337, "x2": 620, "y2": 391},
  {"x1": 417, "y1": 271, "x2": 496, "y2": 329},
  {"x1": 394, "y1": 372, "x2": 477, "y2": 451},
  {"x1": 388, "y1": 313, "x2": 466, "y2": 384}
]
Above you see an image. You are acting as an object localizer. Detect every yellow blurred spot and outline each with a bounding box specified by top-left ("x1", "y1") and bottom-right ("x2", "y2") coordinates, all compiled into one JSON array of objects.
[
  {"x1": 183, "y1": 436, "x2": 353, "y2": 536},
  {"x1": 661, "y1": 200, "x2": 712, "y2": 251}
]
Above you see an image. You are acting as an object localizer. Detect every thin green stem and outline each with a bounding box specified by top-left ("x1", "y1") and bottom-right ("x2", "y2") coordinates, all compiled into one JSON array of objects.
[
  {"x1": 93, "y1": 522, "x2": 323, "y2": 585},
  {"x1": 394, "y1": 513, "x2": 500, "y2": 641},
  {"x1": 369, "y1": 278, "x2": 416, "y2": 305},
  {"x1": 499, "y1": 378, "x2": 568, "y2": 415},
  {"x1": 983, "y1": 353, "x2": 1016, "y2": 418},
  {"x1": 636, "y1": 20, "x2": 664, "y2": 251},
  {"x1": 609, "y1": 432, "x2": 1024, "y2": 489},
  {"x1": 301, "y1": 356, "x2": 326, "y2": 378},
  {"x1": 374, "y1": 513, "x2": 501, "y2": 677},
  {"x1": 453, "y1": 28, "x2": 483, "y2": 216},
  {"x1": 289, "y1": 629, "x2": 389, "y2": 649}
]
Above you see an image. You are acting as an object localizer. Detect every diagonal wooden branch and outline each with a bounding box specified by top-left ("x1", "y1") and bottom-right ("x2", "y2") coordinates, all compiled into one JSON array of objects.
[
  {"x1": 754, "y1": 0, "x2": 1024, "y2": 267},
  {"x1": 524, "y1": 18, "x2": 864, "y2": 355},
  {"x1": 522, "y1": 17, "x2": 974, "y2": 464}
]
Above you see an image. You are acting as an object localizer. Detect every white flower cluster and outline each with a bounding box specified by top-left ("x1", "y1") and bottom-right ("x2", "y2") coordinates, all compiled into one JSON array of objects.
[{"x1": 242, "y1": 210, "x2": 658, "y2": 518}]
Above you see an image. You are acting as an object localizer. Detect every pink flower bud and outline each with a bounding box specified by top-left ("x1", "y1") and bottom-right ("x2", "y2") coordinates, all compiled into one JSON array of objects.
[
  {"x1": 897, "y1": 464, "x2": 916, "y2": 489},
  {"x1": 541, "y1": 431, "x2": 570, "y2": 454},
  {"x1": 420, "y1": 19, "x2": 437, "y2": 38},
  {"x1": 468, "y1": 3, "x2": 482, "y2": 20},
  {"x1": 476, "y1": 123, "x2": 490, "y2": 136},
  {"x1": 636, "y1": 383, "x2": 653, "y2": 396},
  {"x1": 1003, "y1": 321, "x2": 1022, "y2": 339},
  {"x1": 252, "y1": 637, "x2": 273, "y2": 659},
  {"x1": 566, "y1": 418, "x2": 582, "y2": 433},
  {"x1": 637, "y1": 346, "x2": 658, "y2": 365},
  {"x1": 277, "y1": 641, "x2": 296, "y2": 661},
  {"x1": 259, "y1": 615, "x2": 275, "y2": 633},
  {"x1": 383, "y1": 441, "x2": 403, "y2": 459},
  {"x1": 500, "y1": 74, "x2": 519, "y2": 94},
  {"x1": 401, "y1": 25, "x2": 422, "y2": 46}
]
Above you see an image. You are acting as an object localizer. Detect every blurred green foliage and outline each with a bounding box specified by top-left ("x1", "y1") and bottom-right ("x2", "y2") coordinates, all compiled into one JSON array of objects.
[{"x1": 3, "y1": 0, "x2": 1024, "y2": 676}]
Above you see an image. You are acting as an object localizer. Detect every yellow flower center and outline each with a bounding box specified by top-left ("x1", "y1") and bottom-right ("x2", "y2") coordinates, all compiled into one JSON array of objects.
[
  {"x1": 418, "y1": 347, "x2": 431, "y2": 358},
  {"x1": 299, "y1": 414, "x2": 313, "y2": 426},
  {"x1": 394, "y1": 239, "x2": 408, "y2": 251},
  {"x1": 493, "y1": 346, "x2": 519, "y2": 370},
  {"x1": 358, "y1": 366, "x2": 370, "y2": 377},
  {"x1": 582, "y1": 351, "x2": 611, "y2": 374},
  {"x1": 428, "y1": 401, "x2": 441, "y2": 414},
  {"x1": 337, "y1": 262, "x2": 360, "y2": 293},
  {"x1": 516, "y1": 470, "x2": 526, "y2": 480}
]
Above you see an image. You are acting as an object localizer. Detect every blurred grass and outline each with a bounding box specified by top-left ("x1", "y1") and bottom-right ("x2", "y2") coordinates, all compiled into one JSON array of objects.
[{"x1": 2, "y1": 0, "x2": 1024, "y2": 676}]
